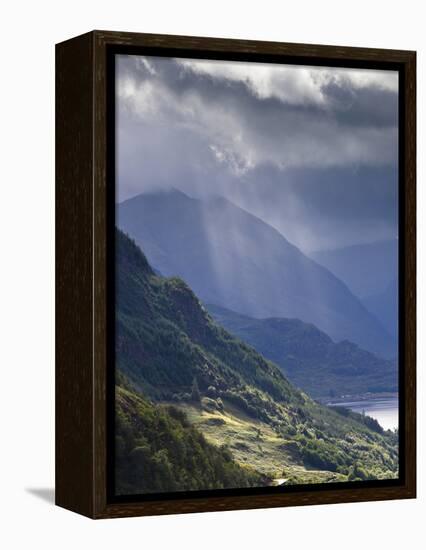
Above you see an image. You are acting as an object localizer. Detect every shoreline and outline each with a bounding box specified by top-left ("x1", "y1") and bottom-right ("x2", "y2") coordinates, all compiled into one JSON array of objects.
[{"x1": 318, "y1": 392, "x2": 398, "y2": 406}]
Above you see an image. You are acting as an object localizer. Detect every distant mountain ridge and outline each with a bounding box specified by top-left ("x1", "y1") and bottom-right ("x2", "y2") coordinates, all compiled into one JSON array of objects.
[
  {"x1": 207, "y1": 304, "x2": 397, "y2": 399},
  {"x1": 311, "y1": 239, "x2": 398, "y2": 299},
  {"x1": 118, "y1": 189, "x2": 394, "y2": 357}
]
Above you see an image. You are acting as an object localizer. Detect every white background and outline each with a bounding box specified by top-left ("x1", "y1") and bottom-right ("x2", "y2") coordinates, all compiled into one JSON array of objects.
[{"x1": 0, "y1": 1, "x2": 424, "y2": 548}]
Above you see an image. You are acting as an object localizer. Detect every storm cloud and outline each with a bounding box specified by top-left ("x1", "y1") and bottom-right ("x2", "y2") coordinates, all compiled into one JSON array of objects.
[{"x1": 116, "y1": 54, "x2": 398, "y2": 251}]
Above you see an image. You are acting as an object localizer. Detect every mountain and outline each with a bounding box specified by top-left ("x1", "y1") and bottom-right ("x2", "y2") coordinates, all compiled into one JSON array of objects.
[
  {"x1": 116, "y1": 227, "x2": 297, "y2": 406},
  {"x1": 115, "y1": 229, "x2": 398, "y2": 491},
  {"x1": 207, "y1": 304, "x2": 397, "y2": 399},
  {"x1": 311, "y1": 239, "x2": 398, "y2": 299},
  {"x1": 363, "y1": 278, "x2": 398, "y2": 340},
  {"x1": 117, "y1": 189, "x2": 394, "y2": 358}
]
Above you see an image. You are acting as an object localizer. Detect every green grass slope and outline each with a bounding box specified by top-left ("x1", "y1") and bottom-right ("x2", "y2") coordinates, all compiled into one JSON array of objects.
[{"x1": 116, "y1": 382, "x2": 263, "y2": 495}]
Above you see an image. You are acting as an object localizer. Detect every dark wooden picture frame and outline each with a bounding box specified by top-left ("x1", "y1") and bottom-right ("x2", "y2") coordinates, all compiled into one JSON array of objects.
[{"x1": 56, "y1": 30, "x2": 416, "y2": 519}]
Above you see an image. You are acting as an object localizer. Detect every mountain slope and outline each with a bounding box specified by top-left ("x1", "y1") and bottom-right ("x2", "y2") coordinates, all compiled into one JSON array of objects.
[
  {"x1": 207, "y1": 304, "x2": 397, "y2": 399},
  {"x1": 116, "y1": 230, "x2": 398, "y2": 488},
  {"x1": 363, "y1": 278, "x2": 398, "y2": 340},
  {"x1": 118, "y1": 189, "x2": 394, "y2": 357},
  {"x1": 116, "y1": 228, "x2": 297, "y2": 408},
  {"x1": 311, "y1": 239, "x2": 398, "y2": 299}
]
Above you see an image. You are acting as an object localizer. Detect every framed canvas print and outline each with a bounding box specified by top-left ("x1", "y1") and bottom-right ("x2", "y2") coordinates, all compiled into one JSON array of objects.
[{"x1": 56, "y1": 31, "x2": 416, "y2": 519}]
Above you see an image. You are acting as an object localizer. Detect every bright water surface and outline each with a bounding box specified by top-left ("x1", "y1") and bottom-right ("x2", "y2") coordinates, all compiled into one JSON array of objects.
[{"x1": 328, "y1": 396, "x2": 398, "y2": 431}]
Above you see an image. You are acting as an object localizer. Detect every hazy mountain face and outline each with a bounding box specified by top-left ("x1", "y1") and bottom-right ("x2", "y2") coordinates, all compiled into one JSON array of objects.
[
  {"x1": 311, "y1": 240, "x2": 398, "y2": 349},
  {"x1": 311, "y1": 240, "x2": 398, "y2": 299},
  {"x1": 363, "y1": 278, "x2": 398, "y2": 340},
  {"x1": 116, "y1": 55, "x2": 399, "y2": 359},
  {"x1": 118, "y1": 190, "x2": 394, "y2": 358}
]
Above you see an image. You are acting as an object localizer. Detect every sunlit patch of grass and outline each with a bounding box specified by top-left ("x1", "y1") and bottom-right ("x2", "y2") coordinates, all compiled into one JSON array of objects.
[{"x1": 168, "y1": 400, "x2": 347, "y2": 484}]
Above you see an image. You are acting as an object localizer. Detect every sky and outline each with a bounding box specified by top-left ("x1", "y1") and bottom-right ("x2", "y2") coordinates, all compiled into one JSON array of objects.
[{"x1": 116, "y1": 54, "x2": 399, "y2": 252}]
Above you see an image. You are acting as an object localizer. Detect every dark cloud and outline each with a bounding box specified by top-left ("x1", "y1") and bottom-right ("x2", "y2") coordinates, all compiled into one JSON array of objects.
[
  {"x1": 116, "y1": 54, "x2": 398, "y2": 251},
  {"x1": 322, "y1": 79, "x2": 398, "y2": 127}
]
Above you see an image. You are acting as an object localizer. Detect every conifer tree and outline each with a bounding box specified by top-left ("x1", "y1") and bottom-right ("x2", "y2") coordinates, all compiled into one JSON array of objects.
[{"x1": 191, "y1": 377, "x2": 201, "y2": 403}]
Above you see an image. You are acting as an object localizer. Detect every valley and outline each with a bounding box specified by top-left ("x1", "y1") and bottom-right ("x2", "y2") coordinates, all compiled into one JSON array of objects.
[
  {"x1": 207, "y1": 304, "x2": 397, "y2": 399},
  {"x1": 118, "y1": 190, "x2": 394, "y2": 358}
]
